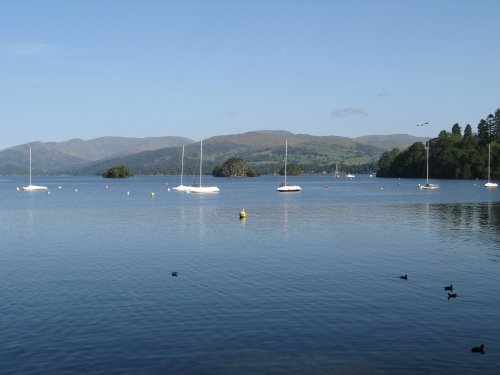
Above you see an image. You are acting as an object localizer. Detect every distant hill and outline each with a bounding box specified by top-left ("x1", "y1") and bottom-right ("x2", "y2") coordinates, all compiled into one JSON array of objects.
[
  {"x1": 0, "y1": 131, "x2": 426, "y2": 175},
  {"x1": 73, "y1": 131, "x2": 425, "y2": 176},
  {"x1": 0, "y1": 136, "x2": 194, "y2": 174},
  {"x1": 0, "y1": 162, "x2": 24, "y2": 175},
  {"x1": 355, "y1": 134, "x2": 429, "y2": 150}
]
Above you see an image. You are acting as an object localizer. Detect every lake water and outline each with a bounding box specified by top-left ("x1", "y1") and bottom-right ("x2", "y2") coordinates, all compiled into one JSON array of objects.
[{"x1": 1, "y1": 174, "x2": 499, "y2": 374}]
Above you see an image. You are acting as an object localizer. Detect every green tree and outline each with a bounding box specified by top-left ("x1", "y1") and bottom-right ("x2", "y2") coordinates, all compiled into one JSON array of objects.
[
  {"x1": 102, "y1": 165, "x2": 133, "y2": 178},
  {"x1": 463, "y1": 124, "x2": 473, "y2": 140},
  {"x1": 491, "y1": 142, "x2": 500, "y2": 179},
  {"x1": 212, "y1": 157, "x2": 260, "y2": 177},
  {"x1": 478, "y1": 117, "x2": 494, "y2": 146},
  {"x1": 377, "y1": 148, "x2": 401, "y2": 177},
  {"x1": 493, "y1": 108, "x2": 500, "y2": 142},
  {"x1": 460, "y1": 124, "x2": 479, "y2": 178},
  {"x1": 452, "y1": 123, "x2": 462, "y2": 136},
  {"x1": 403, "y1": 142, "x2": 426, "y2": 177},
  {"x1": 431, "y1": 131, "x2": 463, "y2": 178}
]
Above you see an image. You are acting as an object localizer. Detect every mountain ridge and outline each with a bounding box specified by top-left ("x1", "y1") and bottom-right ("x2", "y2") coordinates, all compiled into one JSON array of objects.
[
  {"x1": 0, "y1": 136, "x2": 194, "y2": 173},
  {"x1": 0, "y1": 131, "x2": 427, "y2": 175}
]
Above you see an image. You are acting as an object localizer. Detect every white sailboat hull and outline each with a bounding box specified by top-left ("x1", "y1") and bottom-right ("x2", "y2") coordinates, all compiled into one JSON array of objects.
[
  {"x1": 485, "y1": 182, "x2": 498, "y2": 188},
  {"x1": 172, "y1": 185, "x2": 190, "y2": 192},
  {"x1": 188, "y1": 186, "x2": 220, "y2": 193},
  {"x1": 18, "y1": 184, "x2": 48, "y2": 191},
  {"x1": 277, "y1": 185, "x2": 302, "y2": 192},
  {"x1": 419, "y1": 183, "x2": 440, "y2": 190}
]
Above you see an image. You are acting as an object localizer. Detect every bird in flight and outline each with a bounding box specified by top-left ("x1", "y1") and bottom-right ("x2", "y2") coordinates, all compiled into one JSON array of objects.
[{"x1": 416, "y1": 122, "x2": 429, "y2": 127}]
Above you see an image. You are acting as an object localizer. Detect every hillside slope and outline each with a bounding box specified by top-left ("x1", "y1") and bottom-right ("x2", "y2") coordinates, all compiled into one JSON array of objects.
[
  {"x1": 75, "y1": 131, "x2": 397, "y2": 175},
  {"x1": 1, "y1": 131, "x2": 426, "y2": 175},
  {"x1": 355, "y1": 134, "x2": 429, "y2": 150},
  {"x1": 0, "y1": 136, "x2": 193, "y2": 173}
]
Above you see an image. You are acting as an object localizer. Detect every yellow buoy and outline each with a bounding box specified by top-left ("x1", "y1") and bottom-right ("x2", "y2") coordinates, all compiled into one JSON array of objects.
[
  {"x1": 150, "y1": 192, "x2": 155, "y2": 197},
  {"x1": 239, "y1": 209, "x2": 246, "y2": 219}
]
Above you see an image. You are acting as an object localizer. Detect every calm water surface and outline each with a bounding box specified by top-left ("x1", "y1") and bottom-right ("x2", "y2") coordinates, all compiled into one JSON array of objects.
[{"x1": 1, "y1": 175, "x2": 500, "y2": 374}]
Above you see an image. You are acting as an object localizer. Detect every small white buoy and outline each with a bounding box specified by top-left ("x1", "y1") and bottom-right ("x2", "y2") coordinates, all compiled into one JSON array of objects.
[
  {"x1": 74, "y1": 188, "x2": 78, "y2": 192},
  {"x1": 167, "y1": 188, "x2": 171, "y2": 192},
  {"x1": 150, "y1": 192, "x2": 155, "y2": 197},
  {"x1": 58, "y1": 186, "x2": 62, "y2": 189},
  {"x1": 47, "y1": 191, "x2": 51, "y2": 195},
  {"x1": 127, "y1": 191, "x2": 130, "y2": 196}
]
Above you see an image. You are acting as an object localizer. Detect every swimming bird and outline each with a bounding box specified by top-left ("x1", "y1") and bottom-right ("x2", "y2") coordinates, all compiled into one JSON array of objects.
[
  {"x1": 171, "y1": 272, "x2": 178, "y2": 277},
  {"x1": 471, "y1": 344, "x2": 485, "y2": 354},
  {"x1": 448, "y1": 293, "x2": 457, "y2": 299},
  {"x1": 444, "y1": 284, "x2": 453, "y2": 291},
  {"x1": 399, "y1": 274, "x2": 408, "y2": 280}
]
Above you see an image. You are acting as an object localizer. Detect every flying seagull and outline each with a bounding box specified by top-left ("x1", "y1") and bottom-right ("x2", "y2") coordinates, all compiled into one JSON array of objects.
[{"x1": 416, "y1": 122, "x2": 429, "y2": 127}]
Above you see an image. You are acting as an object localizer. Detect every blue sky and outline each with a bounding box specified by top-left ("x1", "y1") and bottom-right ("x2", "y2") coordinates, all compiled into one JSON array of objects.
[{"x1": 1, "y1": 0, "x2": 499, "y2": 150}]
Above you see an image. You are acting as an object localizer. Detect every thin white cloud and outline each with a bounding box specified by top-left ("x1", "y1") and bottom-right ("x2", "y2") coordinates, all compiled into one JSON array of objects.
[
  {"x1": 218, "y1": 110, "x2": 237, "y2": 119},
  {"x1": 376, "y1": 91, "x2": 390, "y2": 98},
  {"x1": 331, "y1": 107, "x2": 368, "y2": 118},
  {"x1": 2, "y1": 43, "x2": 54, "y2": 56}
]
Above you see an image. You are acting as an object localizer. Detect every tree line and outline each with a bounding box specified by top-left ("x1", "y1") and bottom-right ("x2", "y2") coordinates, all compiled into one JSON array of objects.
[{"x1": 377, "y1": 108, "x2": 500, "y2": 179}]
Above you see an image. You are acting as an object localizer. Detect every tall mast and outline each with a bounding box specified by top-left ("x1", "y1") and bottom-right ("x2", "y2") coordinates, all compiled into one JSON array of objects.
[
  {"x1": 29, "y1": 147, "x2": 32, "y2": 186},
  {"x1": 180, "y1": 145, "x2": 184, "y2": 186},
  {"x1": 488, "y1": 143, "x2": 491, "y2": 183},
  {"x1": 199, "y1": 141, "x2": 203, "y2": 187},
  {"x1": 426, "y1": 141, "x2": 429, "y2": 184},
  {"x1": 284, "y1": 140, "x2": 288, "y2": 186}
]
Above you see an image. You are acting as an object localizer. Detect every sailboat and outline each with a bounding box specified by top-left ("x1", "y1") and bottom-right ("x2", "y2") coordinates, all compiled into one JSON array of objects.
[
  {"x1": 334, "y1": 163, "x2": 340, "y2": 178},
  {"x1": 173, "y1": 145, "x2": 190, "y2": 191},
  {"x1": 188, "y1": 141, "x2": 219, "y2": 193},
  {"x1": 419, "y1": 141, "x2": 439, "y2": 190},
  {"x1": 17, "y1": 147, "x2": 48, "y2": 191},
  {"x1": 485, "y1": 143, "x2": 498, "y2": 188},
  {"x1": 277, "y1": 140, "x2": 301, "y2": 192}
]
